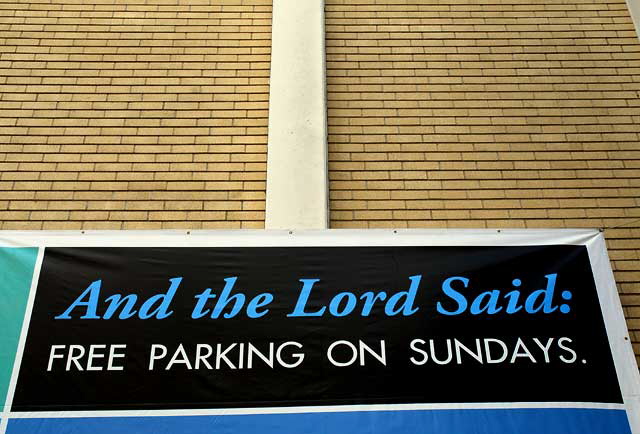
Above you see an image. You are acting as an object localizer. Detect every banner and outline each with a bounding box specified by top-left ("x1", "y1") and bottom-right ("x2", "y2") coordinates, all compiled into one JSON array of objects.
[{"x1": 0, "y1": 229, "x2": 638, "y2": 433}]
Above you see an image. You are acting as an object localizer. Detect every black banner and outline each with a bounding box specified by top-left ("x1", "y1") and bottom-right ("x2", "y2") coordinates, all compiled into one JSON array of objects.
[{"x1": 12, "y1": 245, "x2": 622, "y2": 411}]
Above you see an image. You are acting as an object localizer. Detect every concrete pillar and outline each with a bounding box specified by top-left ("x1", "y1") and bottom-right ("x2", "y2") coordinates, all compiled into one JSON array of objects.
[
  {"x1": 264, "y1": 0, "x2": 328, "y2": 229},
  {"x1": 627, "y1": 0, "x2": 640, "y2": 41}
]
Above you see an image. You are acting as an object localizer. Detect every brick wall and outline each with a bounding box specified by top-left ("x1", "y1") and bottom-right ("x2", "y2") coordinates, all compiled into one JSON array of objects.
[
  {"x1": 0, "y1": 0, "x2": 271, "y2": 229},
  {"x1": 1, "y1": 0, "x2": 639, "y2": 362},
  {"x1": 326, "y1": 0, "x2": 640, "y2": 362}
]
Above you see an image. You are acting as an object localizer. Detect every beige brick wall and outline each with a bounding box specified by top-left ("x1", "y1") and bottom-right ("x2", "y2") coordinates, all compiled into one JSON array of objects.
[
  {"x1": 2, "y1": 0, "x2": 639, "y2": 363},
  {"x1": 0, "y1": 0, "x2": 271, "y2": 229},
  {"x1": 326, "y1": 0, "x2": 640, "y2": 362}
]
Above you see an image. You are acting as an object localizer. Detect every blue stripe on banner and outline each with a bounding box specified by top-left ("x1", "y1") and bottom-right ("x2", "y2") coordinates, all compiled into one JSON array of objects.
[{"x1": 6, "y1": 408, "x2": 632, "y2": 434}]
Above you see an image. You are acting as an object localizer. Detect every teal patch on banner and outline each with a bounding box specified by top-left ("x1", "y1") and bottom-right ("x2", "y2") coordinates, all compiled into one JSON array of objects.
[{"x1": 0, "y1": 248, "x2": 38, "y2": 408}]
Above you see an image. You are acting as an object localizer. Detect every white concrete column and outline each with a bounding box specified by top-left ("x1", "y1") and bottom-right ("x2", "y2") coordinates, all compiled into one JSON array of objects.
[
  {"x1": 265, "y1": 0, "x2": 328, "y2": 229},
  {"x1": 627, "y1": 0, "x2": 640, "y2": 41}
]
